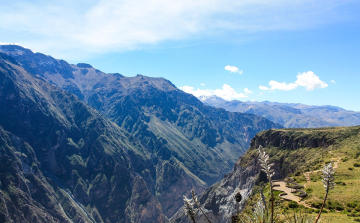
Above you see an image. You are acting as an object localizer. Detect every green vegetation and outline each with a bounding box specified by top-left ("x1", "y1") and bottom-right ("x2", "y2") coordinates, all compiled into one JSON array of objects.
[{"x1": 238, "y1": 126, "x2": 360, "y2": 222}]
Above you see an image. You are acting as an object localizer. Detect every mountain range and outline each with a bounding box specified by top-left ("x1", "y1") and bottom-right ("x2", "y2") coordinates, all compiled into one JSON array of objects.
[
  {"x1": 199, "y1": 95, "x2": 360, "y2": 128},
  {"x1": 0, "y1": 45, "x2": 281, "y2": 222}
]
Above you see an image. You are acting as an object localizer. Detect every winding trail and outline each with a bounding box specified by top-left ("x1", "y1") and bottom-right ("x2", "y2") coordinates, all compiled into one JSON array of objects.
[
  {"x1": 273, "y1": 181, "x2": 300, "y2": 202},
  {"x1": 273, "y1": 150, "x2": 342, "y2": 208},
  {"x1": 303, "y1": 151, "x2": 341, "y2": 186}
]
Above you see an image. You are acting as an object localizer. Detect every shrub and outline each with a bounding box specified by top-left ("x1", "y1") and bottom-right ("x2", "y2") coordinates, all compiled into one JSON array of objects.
[
  {"x1": 348, "y1": 211, "x2": 360, "y2": 217},
  {"x1": 349, "y1": 167, "x2": 354, "y2": 171},
  {"x1": 347, "y1": 202, "x2": 358, "y2": 209},
  {"x1": 335, "y1": 181, "x2": 346, "y2": 186},
  {"x1": 288, "y1": 201, "x2": 299, "y2": 209},
  {"x1": 311, "y1": 201, "x2": 322, "y2": 209},
  {"x1": 354, "y1": 163, "x2": 360, "y2": 167},
  {"x1": 325, "y1": 200, "x2": 344, "y2": 211},
  {"x1": 306, "y1": 188, "x2": 313, "y2": 193},
  {"x1": 335, "y1": 205, "x2": 345, "y2": 211}
]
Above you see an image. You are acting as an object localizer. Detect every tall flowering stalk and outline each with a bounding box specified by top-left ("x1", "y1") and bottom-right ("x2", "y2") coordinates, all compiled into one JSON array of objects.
[
  {"x1": 315, "y1": 162, "x2": 336, "y2": 223},
  {"x1": 258, "y1": 145, "x2": 275, "y2": 223},
  {"x1": 183, "y1": 195, "x2": 197, "y2": 223},
  {"x1": 191, "y1": 189, "x2": 212, "y2": 223}
]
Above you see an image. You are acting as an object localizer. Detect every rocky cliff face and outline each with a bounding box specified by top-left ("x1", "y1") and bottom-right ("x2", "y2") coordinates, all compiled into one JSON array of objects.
[
  {"x1": 171, "y1": 126, "x2": 360, "y2": 222},
  {"x1": 0, "y1": 54, "x2": 166, "y2": 222},
  {"x1": 0, "y1": 45, "x2": 282, "y2": 218}
]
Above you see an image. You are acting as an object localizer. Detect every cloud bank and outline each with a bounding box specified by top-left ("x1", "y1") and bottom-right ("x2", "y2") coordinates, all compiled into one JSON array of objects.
[
  {"x1": 180, "y1": 84, "x2": 247, "y2": 100},
  {"x1": 259, "y1": 71, "x2": 327, "y2": 91},
  {"x1": 0, "y1": 0, "x2": 357, "y2": 58}
]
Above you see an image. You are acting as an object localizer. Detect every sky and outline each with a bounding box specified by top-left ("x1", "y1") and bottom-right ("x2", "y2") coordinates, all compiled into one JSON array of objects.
[{"x1": 1, "y1": 0, "x2": 360, "y2": 111}]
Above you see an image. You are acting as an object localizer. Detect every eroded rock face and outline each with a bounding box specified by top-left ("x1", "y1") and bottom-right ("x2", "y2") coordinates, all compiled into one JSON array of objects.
[
  {"x1": 171, "y1": 153, "x2": 261, "y2": 223},
  {"x1": 0, "y1": 55, "x2": 165, "y2": 223},
  {"x1": 125, "y1": 176, "x2": 166, "y2": 223}
]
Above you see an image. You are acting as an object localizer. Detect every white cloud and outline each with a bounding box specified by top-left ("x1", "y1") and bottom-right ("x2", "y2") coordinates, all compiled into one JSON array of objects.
[
  {"x1": 225, "y1": 65, "x2": 243, "y2": 74},
  {"x1": 201, "y1": 83, "x2": 205, "y2": 86},
  {"x1": 214, "y1": 84, "x2": 247, "y2": 100},
  {"x1": 295, "y1": 71, "x2": 328, "y2": 90},
  {"x1": 0, "y1": 0, "x2": 356, "y2": 58},
  {"x1": 179, "y1": 86, "x2": 213, "y2": 97},
  {"x1": 270, "y1": 81, "x2": 298, "y2": 91},
  {"x1": 259, "y1": 85, "x2": 269, "y2": 90},
  {"x1": 331, "y1": 80, "x2": 336, "y2": 84},
  {"x1": 259, "y1": 81, "x2": 298, "y2": 91},
  {"x1": 180, "y1": 84, "x2": 247, "y2": 100},
  {"x1": 259, "y1": 71, "x2": 327, "y2": 91},
  {"x1": 244, "y1": 88, "x2": 253, "y2": 94}
]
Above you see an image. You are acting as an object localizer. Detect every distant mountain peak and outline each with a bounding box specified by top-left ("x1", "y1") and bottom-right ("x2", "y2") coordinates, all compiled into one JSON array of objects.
[
  {"x1": 198, "y1": 95, "x2": 226, "y2": 102},
  {"x1": 76, "y1": 63, "x2": 93, "y2": 68},
  {"x1": 0, "y1": 42, "x2": 37, "y2": 53},
  {"x1": 0, "y1": 44, "x2": 37, "y2": 56}
]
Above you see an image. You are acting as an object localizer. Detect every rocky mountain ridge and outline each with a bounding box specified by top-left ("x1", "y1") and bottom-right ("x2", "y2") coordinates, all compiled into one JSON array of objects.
[
  {"x1": 0, "y1": 45, "x2": 281, "y2": 221},
  {"x1": 0, "y1": 53, "x2": 166, "y2": 222},
  {"x1": 199, "y1": 95, "x2": 360, "y2": 128}
]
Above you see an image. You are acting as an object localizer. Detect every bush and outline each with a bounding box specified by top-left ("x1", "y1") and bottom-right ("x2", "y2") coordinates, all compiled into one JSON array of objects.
[
  {"x1": 326, "y1": 200, "x2": 345, "y2": 211},
  {"x1": 348, "y1": 211, "x2": 360, "y2": 217},
  {"x1": 288, "y1": 201, "x2": 299, "y2": 209},
  {"x1": 306, "y1": 188, "x2": 313, "y2": 193},
  {"x1": 354, "y1": 163, "x2": 360, "y2": 167},
  {"x1": 354, "y1": 218, "x2": 360, "y2": 222},
  {"x1": 311, "y1": 201, "x2": 322, "y2": 209},
  {"x1": 347, "y1": 202, "x2": 358, "y2": 209},
  {"x1": 349, "y1": 167, "x2": 354, "y2": 171},
  {"x1": 336, "y1": 205, "x2": 345, "y2": 211},
  {"x1": 335, "y1": 181, "x2": 346, "y2": 186}
]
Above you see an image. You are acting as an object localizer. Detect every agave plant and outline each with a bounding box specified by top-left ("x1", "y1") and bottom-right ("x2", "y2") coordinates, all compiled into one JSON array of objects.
[
  {"x1": 239, "y1": 198, "x2": 278, "y2": 223},
  {"x1": 285, "y1": 211, "x2": 318, "y2": 223}
]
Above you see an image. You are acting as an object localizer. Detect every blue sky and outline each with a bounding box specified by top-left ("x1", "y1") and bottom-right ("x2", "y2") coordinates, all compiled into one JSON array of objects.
[{"x1": 1, "y1": 0, "x2": 360, "y2": 111}]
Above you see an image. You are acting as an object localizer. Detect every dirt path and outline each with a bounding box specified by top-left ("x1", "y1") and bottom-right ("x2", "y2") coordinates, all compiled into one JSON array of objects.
[
  {"x1": 273, "y1": 150, "x2": 342, "y2": 208},
  {"x1": 273, "y1": 181, "x2": 300, "y2": 202},
  {"x1": 303, "y1": 151, "x2": 341, "y2": 184}
]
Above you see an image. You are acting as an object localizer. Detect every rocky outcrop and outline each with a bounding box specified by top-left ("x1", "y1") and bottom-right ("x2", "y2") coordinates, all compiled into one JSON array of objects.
[{"x1": 171, "y1": 147, "x2": 261, "y2": 223}]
